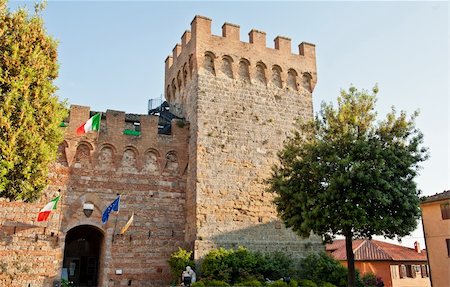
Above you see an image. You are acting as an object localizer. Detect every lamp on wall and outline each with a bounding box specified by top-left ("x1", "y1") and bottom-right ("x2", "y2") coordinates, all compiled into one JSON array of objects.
[{"x1": 83, "y1": 203, "x2": 94, "y2": 217}]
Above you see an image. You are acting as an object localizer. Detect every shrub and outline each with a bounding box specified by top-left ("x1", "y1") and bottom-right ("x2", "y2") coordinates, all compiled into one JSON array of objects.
[
  {"x1": 260, "y1": 251, "x2": 294, "y2": 280},
  {"x1": 361, "y1": 273, "x2": 384, "y2": 287},
  {"x1": 299, "y1": 279, "x2": 318, "y2": 287},
  {"x1": 201, "y1": 248, "x2": 234, "y2": 282},
  {"x1": 168, "y1": 247, "x2": 195, "y2": 284},
  {"x1": 192, "y1": 281, "x2": 206, "y2": 287},
  {"x1": 297, "y1": 252, "x2": 347, "y2": 287},
  {"x1": 235, "y1": 279, "x2": 263, "y2": 286},
  {"x1": 289, "y1": 279, "x2": 298, "y2": 287},
  {"x1": 205, "y1": 280, "x2": 230, "y2": 286},
  {"x1": 320, "y1": 283, "x2": 337, "y2": 287},
  {"x1": 269, "y1": 280, "x2": 288, "y2": 287},
  {"x1": 200, "y1": 247, "x2": 294, "y2": 284}
]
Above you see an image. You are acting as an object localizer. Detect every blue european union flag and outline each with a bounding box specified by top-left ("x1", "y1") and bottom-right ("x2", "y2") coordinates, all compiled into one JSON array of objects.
[{"x1": 102, "y1": 196, "x2": 120, "y2": 224}]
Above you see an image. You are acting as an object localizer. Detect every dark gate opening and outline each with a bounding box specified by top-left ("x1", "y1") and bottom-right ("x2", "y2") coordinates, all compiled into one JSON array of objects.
[{"x1": 63, "y1": 225, "x2": 103, "y2": 287}]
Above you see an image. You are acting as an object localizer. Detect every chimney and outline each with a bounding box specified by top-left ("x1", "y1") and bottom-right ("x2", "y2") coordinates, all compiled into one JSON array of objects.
[{"x1": 414, "y1": 241, "x2": 421, "y2": 253}]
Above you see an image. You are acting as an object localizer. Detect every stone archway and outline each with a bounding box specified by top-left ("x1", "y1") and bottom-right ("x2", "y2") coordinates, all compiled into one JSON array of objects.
[{"x1": 63, "y1": 225, "x2": 103, "y2": 287}]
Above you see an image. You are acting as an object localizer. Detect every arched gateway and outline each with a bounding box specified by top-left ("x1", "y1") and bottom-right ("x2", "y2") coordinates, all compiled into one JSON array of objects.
[{"x1": 63, "y1": 225, "x2": 103, "y2": 287}]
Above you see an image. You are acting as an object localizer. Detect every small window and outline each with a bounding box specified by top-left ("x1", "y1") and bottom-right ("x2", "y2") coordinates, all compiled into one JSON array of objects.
[
  {"x1": 420, "y1": 264, "x2": 429, "y2": 277},
  {"x1": 447, "y1": 238, "x2": 450, "y2": 257},
  {"x1": 441, "y1": 203, "x2": 450, "y2": 219},
  {"x1": 134, "y1": 122, "x2": 141, "y2": 132},
  {"x1": 399, "y1": 265, "x2": 406, "y2": 278},
  {"x1": 406, "y1": 265, "x2": 414, "y2": 278},
  {"x1": 390, "y1": 265, "x2": 399, "y2": 279}
]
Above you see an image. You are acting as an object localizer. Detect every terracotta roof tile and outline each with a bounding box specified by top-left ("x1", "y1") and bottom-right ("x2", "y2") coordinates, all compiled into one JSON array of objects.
[
  {"x1": 421, "y1": 190, "x2": 450, "y2": 204},
  {"x1": 326, "y1": 239, "x2": 427, "y2": 262}
]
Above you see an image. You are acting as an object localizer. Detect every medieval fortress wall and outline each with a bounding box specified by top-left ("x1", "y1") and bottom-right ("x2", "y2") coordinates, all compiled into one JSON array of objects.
[
  {"x1": 165, "y1": 16, "x2": 321, "y2": 258},
  {"x1": 1, "y1": 107, "x2": 190, "y2": 286},
  {"x1": 0, "y1": 16, "x2": 323, "y2": 287}
]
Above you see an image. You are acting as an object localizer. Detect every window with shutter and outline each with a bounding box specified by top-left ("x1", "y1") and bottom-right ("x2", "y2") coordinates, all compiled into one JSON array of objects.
[
  {"x1": 446, "y1": 238, "x2": 450, "y2": 257},
  {"x1": 399, "y1": 265, "x2": 406, "y2": 278},
  {"x1": 421, "y1": 264, "x2": 428, "y2": 277},
  {"x1": 390, "y1": 265, "x2": 399, "y2": 279},
  {"x1": 441, "y1": 203, "x2": 450, "y2": 219},
  {"x1": 406, "y1": 265, "x2": 414, "y2": 278}
]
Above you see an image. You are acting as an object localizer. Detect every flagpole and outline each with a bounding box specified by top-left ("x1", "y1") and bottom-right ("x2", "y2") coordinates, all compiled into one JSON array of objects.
[
  {"x1": 57, "y1": 189, "x2": 63, "y2": 241},
  {"x1": 95, "y1": 112, "x2": 102, "y2": 143},
  {"x1": 112, "y1": 193, "x2": 120, "y2": 243}
]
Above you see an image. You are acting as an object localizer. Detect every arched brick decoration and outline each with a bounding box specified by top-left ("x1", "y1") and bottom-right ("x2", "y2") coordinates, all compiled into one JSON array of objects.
[
  {"x1": 143, "y1": 149, "x2": 160, "y2": 174},
  {"x1": 164, "y1": 151, "x2": 179, "y2": 175},
  {"x1": 57, "y1": 140, "x2": 69, "y2": 166},
  {"x1": 98, "y1": 145, "x2": 115, "y2": 171},
  {"x1": 256, "y1": 62, "x2": 267, "y2": 85},
  {"x1": 287, "y1": 68, "x2": 298, "y2": 91},
  {"x1": 189, "y1": 54, "x2": 194, "y2": 76},
  {"x1": 183, "y1": 63, "x2": 189, "y2": 83},
  {"x1": 120, "y1": 147, "x2": 138, "y2": 173},
  {"x1": 272, "y1": 65, "x2": 282, "y2": 88},
  {"x1": 301, "y1": 72, "x2": 312, "y2": 92},
  {"x1": 177, "y1": 70, "x2": 183, "y2": 89},
  {"x1": 73, "y1": 142, "x2": 93, "y2": 169},
  {"x1": 171, "y1": 79, "x2": 177, "y2": 97},
  {"x1": 221, "y1": 55, "x2": 234, "y2": 79},
  {"x1": 166, "y1": 85, "x2": 172, "y2": 102},
  {"x1": 204, "y1": 51, "x2": 216, "y2": 75},
  {"x1": 239, "y1": 58, "x2": 250, "y2": 82}
]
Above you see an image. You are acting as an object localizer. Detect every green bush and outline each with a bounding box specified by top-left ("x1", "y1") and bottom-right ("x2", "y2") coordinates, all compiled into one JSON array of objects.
[
  {"x1": 289, "y1": 279, "x2": 298, "y2": 287},
  {"x1": 205, "y1": 279, "x2": 230, "y2": 286},
  {"x1": 168, "y1": 247, "x2": 195, "y2": 284},
  {"x1": 235, "y1": 279, "x2": 263, "y2": 286},
  {"x1": 320, "y1": 283, "x2": 337, "y2": 287},
  {"x1": 201, "y1": 248, "x2": 234, "y2": 282},
  {"x1": 296, "y1": 252, "x2": 363, "y2": 287},
  {"x1": 200, "y1": 247, "x2": 294, "y2": 284},
  {"x1": 192, "y1": 281, "x2": 206, "y2": 287},
  {"x1": 269, "y1": 280, "x2": 288, "y2": 287},
  {"x1": 361, "y1": 273, "x2": 384, "y2": 287},
  {"x1": 299, "y1": 280, "x2": 318, "y2": 287}
]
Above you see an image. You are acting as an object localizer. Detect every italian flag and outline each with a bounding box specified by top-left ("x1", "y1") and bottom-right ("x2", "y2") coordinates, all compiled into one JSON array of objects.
[
  {"x1": 37, "y1": 196, "x2": 60, "y2": 222},
  {"x1": 76, "y1": 113, "x2": 101, "y2": 135}
]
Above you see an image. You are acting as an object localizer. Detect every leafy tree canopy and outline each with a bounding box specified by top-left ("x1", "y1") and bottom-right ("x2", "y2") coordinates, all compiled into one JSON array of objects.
[
  {"x1": 267, "y1": 86, "x2": 428, "y2": 286},
  {"x1": 0, "y1": 0, "x2": 67, "y2": 202},
  {"x1": 268, "y1": 86, "x2": 427, "y2": 241}
]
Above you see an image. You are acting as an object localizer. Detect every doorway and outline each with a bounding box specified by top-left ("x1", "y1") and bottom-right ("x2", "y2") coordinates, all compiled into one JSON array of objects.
[{"x1": 63, "y1": 225, "x2": 103, "y2": 287}]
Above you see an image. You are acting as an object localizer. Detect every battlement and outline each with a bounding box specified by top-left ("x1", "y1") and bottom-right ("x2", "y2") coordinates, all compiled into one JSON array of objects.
[
  {"x1": 66, "y1": 105, "x2": 188, "y2": 139},
  {"x1": 164, "y1": 15, "x2": 317, "y2": 108},
  {"x1": 60, "y1": 105, "x2": 189, "y2": 175}
]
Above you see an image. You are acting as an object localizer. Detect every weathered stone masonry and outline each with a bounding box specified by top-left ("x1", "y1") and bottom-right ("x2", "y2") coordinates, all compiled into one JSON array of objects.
[
  {"x1": 0, "y1": 15, "x2": 323, "y2": 287},
  {"x1": 165, "y1": 16, "x2": 321, "y2": 259}
]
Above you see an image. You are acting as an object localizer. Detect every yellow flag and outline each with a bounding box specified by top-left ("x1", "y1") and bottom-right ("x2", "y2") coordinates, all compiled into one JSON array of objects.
[{"x1": 120, "y1": 212, "x2": 134, "y2": 235}]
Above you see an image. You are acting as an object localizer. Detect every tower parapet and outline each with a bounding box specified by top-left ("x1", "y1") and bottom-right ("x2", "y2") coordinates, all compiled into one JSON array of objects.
[
  {"x1": 165, "y1": 15, "x2": 317, "y2": 117},
  {"x1": 63, "y1": 105, "x2": 189, "y2": 175}
]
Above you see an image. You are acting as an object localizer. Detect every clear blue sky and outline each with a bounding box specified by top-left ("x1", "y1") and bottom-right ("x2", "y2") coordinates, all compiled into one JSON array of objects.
[{"x1": 9, "y1": 1, "x2": 449, "y2": 247}]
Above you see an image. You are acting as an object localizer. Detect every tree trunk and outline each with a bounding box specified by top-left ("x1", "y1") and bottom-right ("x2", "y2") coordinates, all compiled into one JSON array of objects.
[{"x1": 345, "y1": 231, "x2": 356, "y2": 287}]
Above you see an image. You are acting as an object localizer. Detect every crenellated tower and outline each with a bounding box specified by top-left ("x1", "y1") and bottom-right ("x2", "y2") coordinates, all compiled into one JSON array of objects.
[{"x1": 165, "y1": 15, "x2": 322, "y2": 258}]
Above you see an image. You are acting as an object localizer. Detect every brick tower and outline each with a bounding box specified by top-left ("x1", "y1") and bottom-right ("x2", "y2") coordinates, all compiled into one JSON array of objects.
[{"x1": 165, "y1": 16, "x2": 322, "y2": 258}]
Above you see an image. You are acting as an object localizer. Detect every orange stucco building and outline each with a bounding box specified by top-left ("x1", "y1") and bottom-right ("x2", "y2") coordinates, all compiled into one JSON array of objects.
[
  {"x1": 327, "y1": 239, "x2": 430, "y2": 287},
  {"x1": 421, "y1": 190, "x2": 450, "y2": 287}
]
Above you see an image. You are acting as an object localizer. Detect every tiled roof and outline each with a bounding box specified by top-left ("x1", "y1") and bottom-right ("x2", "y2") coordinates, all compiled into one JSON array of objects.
[
  {"x1": 326, "y1": 239, "x2": 427, "y2": 262},
  {"x1": 421, "y1": 190, "x2": 450, "y2": 204}
]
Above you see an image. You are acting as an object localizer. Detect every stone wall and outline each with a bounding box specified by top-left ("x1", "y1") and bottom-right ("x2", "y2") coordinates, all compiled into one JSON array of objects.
[{"x1": 165, "y1": 15, "x2": 323, "y2": 259}]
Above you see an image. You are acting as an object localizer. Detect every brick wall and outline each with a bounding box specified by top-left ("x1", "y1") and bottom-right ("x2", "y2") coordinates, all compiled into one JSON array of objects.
[{"x1": 0, "y1": 106, "x2": 190, "y2": 287}]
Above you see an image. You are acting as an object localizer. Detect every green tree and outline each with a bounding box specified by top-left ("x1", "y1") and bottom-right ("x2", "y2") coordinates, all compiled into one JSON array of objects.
[
  {"x1": 0, "y1": 0, "x2": 67, "y2": 202},
  {"x1": 168, "y1": 247, "x2": 195, "y2": 284},
  {"x1": 267, "y1": 86, "x2": 427, "y2": 287}
]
